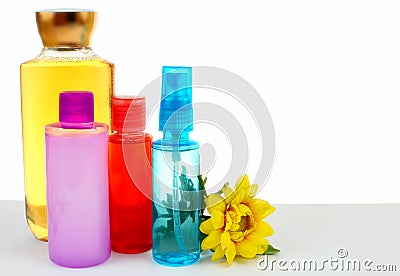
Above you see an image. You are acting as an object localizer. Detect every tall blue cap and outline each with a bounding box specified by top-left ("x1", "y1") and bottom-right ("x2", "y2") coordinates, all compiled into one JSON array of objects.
[{"x1": 159, "y1": 66, "x2": 193, "y2": 133}]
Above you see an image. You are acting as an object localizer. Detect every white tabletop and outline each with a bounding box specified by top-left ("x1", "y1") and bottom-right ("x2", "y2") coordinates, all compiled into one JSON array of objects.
[{"x1": 0, "y1": 201, "x2": 399, "y2": 275}]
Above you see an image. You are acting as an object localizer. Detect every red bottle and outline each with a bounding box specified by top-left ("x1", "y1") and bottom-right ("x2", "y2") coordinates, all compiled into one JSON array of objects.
[{"x1": 108, "y1": 96, "x2": 152, "y2": 253}]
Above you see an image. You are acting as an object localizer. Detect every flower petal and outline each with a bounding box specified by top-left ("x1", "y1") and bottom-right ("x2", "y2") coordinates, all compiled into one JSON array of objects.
[
  {"x1": 249, "y1": 184, "x2": 258, "y2": 197},
  {"x1": 231, "y1": 189, "x2": 245, "y2": 205},
  {"x1": 236, "y1": 239, "x2": 258, "y2": 258},
  {"x1": 225, "y1": 240, "x2": 236, "y2": 265},
  {"x1": 205, "y1": 194, "x2": 226, "y2": 214},
  {"x1": 201, "y1": 229, "x2": 222, "y2": 250},
  {"x1": 247, "y1": 199, "x2": 275, "y2": 221},
  {"x1": 199, "y1": 218, "x2": 215, "y2": 234},
  {"x1": 243, "y1": 184, "x2": 259, "y2": 203},
  {"x1": 222, "y1": 182, "x2": 236, "y2": 204},
  {"x1": 211, "y1": 211, "x2": 225, "y2": 229},
  {"x1": 225, "y1": 211, "x2": 233, "y2": 231},
  {"x1": 234, "y1": 175, "x2": 251, "y2": 201},
  {"x1": 228, "y1": 205, "x2": 242, "y2": 221},
  {"x1": 230, "y1": 223, "x2": 240, "y2": 231},
  {"x1": 235, "y1": 174, "x2": 250, "y2": 190},
  {"x1": 254, "y1": 221, "x2": 274, "y2": 237},
  {"x1": 220, "y1": 231, "x2": 231, "y2": 250},
  {"x1": 212, "y1": 245, "x2": 225, "y2": 262},
  {"x1": 257, "y1": 242, "x2": 269, "y2": 255},
  {"x1": 230, "y1": 231, "x2": 245, "y2": 242},
  {"x1": 238, "y1": 203, "x2": 251, "y2": 215},
  {"x1": 245, "y1": 232, "x2": 268, "y2": 249},
  {"x1": 245, "y1": 232, "x2": 269, "y2": 254}
]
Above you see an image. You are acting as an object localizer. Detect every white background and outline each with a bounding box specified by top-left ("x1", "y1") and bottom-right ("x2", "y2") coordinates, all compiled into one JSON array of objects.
[{"x1": 2, "y1": 0, "x2": 400, "y2": 203}]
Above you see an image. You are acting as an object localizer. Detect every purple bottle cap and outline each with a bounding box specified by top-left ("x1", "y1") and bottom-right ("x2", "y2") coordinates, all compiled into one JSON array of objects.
[{"x1": 59, "y1": 91, "x2": 94, "y2": 128}]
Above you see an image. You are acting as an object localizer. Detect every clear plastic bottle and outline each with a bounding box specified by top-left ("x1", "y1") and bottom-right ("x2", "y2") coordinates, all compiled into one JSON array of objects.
[
  {"x1": 108, "y1": 96, "x2": 153, "y2": 253},
  {"x1": 45, "y1": 91, "x2": 110, "y2": 268},
  {"x1": 152, "y1": 66, "x2": 200, "y2": 266},
  {"x1": 20, "y1": 9, "x2": 114, "y2": 241}
]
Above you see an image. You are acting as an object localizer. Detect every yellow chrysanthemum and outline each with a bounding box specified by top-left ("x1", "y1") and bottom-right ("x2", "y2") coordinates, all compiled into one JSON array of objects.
[{"x1": 200, "y1": 175, "x2": 275, "y2": 265}]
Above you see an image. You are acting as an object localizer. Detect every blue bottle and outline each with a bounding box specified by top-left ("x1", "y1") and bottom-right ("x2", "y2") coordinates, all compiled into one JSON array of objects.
[{"x1": 152, "y1": 66, "x2": 200, "y2": 266}]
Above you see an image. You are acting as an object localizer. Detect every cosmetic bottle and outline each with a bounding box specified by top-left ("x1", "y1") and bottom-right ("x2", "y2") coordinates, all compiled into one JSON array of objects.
[
  {"x1": 21, "y1": 9, "x2": 114, "y2": 241},
  {"x1": 152, "y1": 66, "x2": 200, "y2": 266},
  {"x1": 45, "y1": 91, "x2": 110, "y2": 268},
  {"x1": 109, "y1": 96, "x2": 152, "y2": 253}
]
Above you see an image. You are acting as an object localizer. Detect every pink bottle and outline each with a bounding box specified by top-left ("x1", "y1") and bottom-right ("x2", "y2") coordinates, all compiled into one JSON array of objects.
[{"x1": 45, "y1": 91, "x2": 110, "y2": 268}]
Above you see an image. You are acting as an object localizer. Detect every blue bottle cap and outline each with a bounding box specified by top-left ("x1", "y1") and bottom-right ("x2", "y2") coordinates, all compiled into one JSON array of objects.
[{"x1": 159, "y1": 66, "x2": 193, "y2": 134}]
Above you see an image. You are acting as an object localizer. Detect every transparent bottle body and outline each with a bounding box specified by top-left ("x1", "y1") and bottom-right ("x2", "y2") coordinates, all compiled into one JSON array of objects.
[
  {"x1": 108, "y1": 132, "x2": 153, "y2": 253},
  {"x1": 45, "y1": 122, "x2": 110, "y2": 268},
  {"x1": 152, "y1": 137, "x2": 200, "y2": 266},
  {"x1": 20, "y1": 47, "x2": 114, "y2": 241}
]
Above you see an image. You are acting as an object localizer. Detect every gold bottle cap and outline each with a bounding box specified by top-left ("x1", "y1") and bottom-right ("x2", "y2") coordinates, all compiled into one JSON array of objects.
[{"x1": 36, "y1": 9, "x2": 96, "y2": 48}]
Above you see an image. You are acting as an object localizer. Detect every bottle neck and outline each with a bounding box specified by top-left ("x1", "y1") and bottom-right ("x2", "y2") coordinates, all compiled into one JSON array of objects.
[
  {"x1": 38, "y1": 47, "x2": 97, "y2": 59},
  {"x1": 112, "y1": 130, "x2": 144, "y2": 137},
  {"x1": 44, "y1": 46, "x2": 91, "y2": 50},
  {"x1": 162, "y1": 131, "x2": 190, "y2": 142},
  {"x1": 60, "y1": 121, "x2": 94, "y2": 129}
]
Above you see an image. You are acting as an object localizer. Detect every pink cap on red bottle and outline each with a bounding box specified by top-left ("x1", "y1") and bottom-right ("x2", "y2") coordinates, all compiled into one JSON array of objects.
[
  {"x1": 59, "y1": 91, "x2": 94, "y2": 128},
  {"x1": 112, "y1": 96, "x2": 146, "y2": 133}
]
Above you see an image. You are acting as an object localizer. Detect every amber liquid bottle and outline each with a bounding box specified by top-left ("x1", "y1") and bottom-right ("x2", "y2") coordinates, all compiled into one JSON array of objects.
[
  {"x1": 108, "y1": 96, "x2": 152, "y2": 253},
  {"x1": 20, "y1": 10, "x2": 114, "y2": 241}
]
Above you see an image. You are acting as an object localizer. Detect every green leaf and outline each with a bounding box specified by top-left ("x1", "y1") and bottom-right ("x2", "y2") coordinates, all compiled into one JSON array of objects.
[
  {"x1": 155, "y1": 225, "x2": 168, "y2": 235},
  {"x1": 197, "y1": 174, "x2": 207, "y2": 191},
  {"x1": 166, "y1": 193, "x2": 173, "y2": 204},
  {"x1": 262, "y1": 244, "x2": 280, "y2": 255},
  {"x1": 179, "y1": 209, "x2": 190, "y2": 222},
  {"x1": 157, "y1": 170, "x2": 210, "y2": 236},
  {"x1": 197, "y1": 174, "x2": 209, "y2": 216},
  {"x1": 167, "y1": 218, "x2": 174, "y2": 231}
]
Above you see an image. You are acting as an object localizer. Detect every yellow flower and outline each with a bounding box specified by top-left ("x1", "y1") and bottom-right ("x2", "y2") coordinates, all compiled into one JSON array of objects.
[{"x1": 200, "y1": 175, "x2": 275, "y2": 265}]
